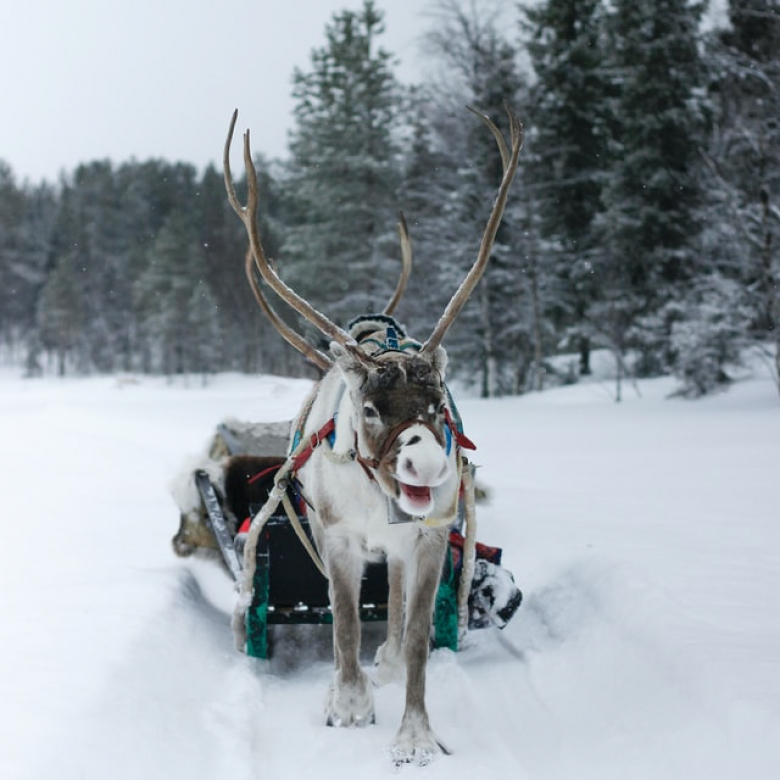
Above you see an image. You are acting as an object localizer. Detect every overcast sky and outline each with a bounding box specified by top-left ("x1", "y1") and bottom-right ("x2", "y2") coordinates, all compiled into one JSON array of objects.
[{"x1": 1, "y1": 0, "x2": 429, "y2": 185}]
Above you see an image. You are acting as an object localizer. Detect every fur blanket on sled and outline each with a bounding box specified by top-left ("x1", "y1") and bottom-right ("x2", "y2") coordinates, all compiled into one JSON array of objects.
[{"x1": 169, "y1": 418, "x2": 291, "y2": 562}]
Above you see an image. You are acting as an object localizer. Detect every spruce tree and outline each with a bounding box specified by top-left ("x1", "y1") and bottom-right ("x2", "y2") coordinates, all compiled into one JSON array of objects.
[
  {"x1": 197, "y1": 163, "x2": 272, "y2": 374},
  {"x1": 593, "y1": 0, "x2": 707, "y2": 380},
  {"x1": 134, "y1": 210, "x2": 211, "y2": 376},
  {"x1": 393, "y1": 97, "x2": 455, "y2": 337},
  {"x1": 705, "y1": 0, "x2": 780, "y2": 393},
  {"x1": 36, "y1": 252, "x2": 83, "y2": 376},
  {"x1": 283, "y1": 0, "x2": 403, "y2": 327},
  {"x1": 419, "y1": 0, "x2": 530, "y2": 396},
  {"x1": 521, "y1": 0, "x2": 610, "y2": 376},
  {"x1": 0, "y1": 164, "x2": 46, "y2": 350}
]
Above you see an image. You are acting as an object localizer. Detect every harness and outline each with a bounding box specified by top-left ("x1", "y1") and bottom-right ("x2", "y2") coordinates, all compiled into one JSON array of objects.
[
  {"x1": 287, "y1": 323, "x2": 476, "y2": 503},
  {"x1": 233, "y1": 318, "x2": 479, "y2": 646}
]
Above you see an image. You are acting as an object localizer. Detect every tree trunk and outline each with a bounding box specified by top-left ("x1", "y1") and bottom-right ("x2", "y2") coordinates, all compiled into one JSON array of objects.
[
  {"x1": 579, "y1": 335, "x2": 592, "y2": 376},
  {"x1": 758, "y1": 186, "x2": 779, "y2": 398},
  {"x1": 529, "y1": 254, "x2": 544, "y2": 392},
  {"x1": 480, "y1": 282, "x2": 498, "y2": 398}
]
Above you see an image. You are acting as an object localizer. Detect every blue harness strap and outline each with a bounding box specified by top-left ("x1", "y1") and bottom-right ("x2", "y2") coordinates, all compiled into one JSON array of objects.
[{"x1": 385, "y1": 325, "x2": 400, "y2": 351}]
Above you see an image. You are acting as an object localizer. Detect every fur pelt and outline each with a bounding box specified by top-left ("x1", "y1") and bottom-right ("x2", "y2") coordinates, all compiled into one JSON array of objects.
[{"x1": 169, "y1": 419, "x2": 291, "y2": 561}]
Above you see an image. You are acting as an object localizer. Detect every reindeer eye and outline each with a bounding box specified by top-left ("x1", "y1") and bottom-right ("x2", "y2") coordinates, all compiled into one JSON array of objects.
[{"x1": 363, "y1": 404, "x2": 379, "y2": 420}]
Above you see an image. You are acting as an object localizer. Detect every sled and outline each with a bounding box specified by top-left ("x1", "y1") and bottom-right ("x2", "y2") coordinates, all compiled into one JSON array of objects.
[{"x1": 173, "y1": 421, "x2": 522, "y2": 659}]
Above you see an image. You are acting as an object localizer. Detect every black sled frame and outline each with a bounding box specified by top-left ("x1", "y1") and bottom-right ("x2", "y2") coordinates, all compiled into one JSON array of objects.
[
  {"x1": 189, "y1": 421, "x2": 520, "y2": 659},
  {"x1": 195, "y1": 469, "x2": 461, "y2": 659}
]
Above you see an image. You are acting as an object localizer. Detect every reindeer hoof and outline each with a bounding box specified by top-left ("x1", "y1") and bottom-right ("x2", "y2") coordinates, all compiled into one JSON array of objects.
[
  {"x1": 325, "y1": 673, "x2": 375, "y2": 728},
  {"x1": 390, "y1": 737, "x2": 449, "y2": 767},
  {"x1": 373, "y1": 642, "x2": 405, "y2": 686},
  {"x1": 327, "y1": 712, "x2": 375, "y2": 728},
  {"x1": 390, "y1": 714, "x2": 450, "y2": 766}
]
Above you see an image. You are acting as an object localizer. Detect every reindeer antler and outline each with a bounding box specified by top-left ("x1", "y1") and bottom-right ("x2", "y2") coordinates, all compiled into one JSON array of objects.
[
  {"x1": 242, "y1": 248, "x2": 331, "y2": 371},
  {"x1": 384, "y1": 213, "x2": 412, "y2": 316},
  {"x1": 225, "y1": 106, "x2": 522, "y2": 366},
  {"x1": 224, "y1": 110, "x2": 360, "y2": 361},
  {"x1": 420, "y1": 106, "x2": 523, "y2": 355},
  {"x1": 225, "y1": 110, "x2": 417, "y2": 365}
]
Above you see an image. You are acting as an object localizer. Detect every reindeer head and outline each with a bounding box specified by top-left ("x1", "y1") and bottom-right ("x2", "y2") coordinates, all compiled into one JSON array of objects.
[{"x1": 331, "y1": 331, "x2": 451, "y2": 516}]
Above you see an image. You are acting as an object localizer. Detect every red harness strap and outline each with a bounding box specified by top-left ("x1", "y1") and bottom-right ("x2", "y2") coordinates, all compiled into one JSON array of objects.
[
  {"x1": 288, "y1": 410, "x2": 473, "y2": 483},
  {"x1": 247, "y1": 463, "x2": 284, "y2": 485},
  {"x1": 445, "y1": 407, "x2": 477, "y2": 451},
  {"x1": 290, "y1": 417, "x2": 337, "y2": 473}
]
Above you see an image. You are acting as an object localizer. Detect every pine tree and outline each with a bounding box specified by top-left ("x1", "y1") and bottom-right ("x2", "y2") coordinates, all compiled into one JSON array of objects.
[
  {"x1": 71, "y1": 161, "x2": 131, "y2": 372},
  {"x1": 36, "y1": 252, "x2": 84, "y2": 376},
  {"x1": 704, "y1": 0, "x2": 780, "y2": 394},
  {"x1": 667, "y1": 274, "x2": 753, "y2": 396},
  {"x1": 187, "y1": 278, "x2": 222, "y2": 379},
  {"x1": 392, "y1": 97, "x2": 454, "y2": 337},
  {"x1": 0, "y1": 164, "x2": 31, "y2": 349},
  {"x1": 521, "y1": 0, "x2": 610, "y2": 377},
  {"x1": 419, "y1": 0, "x2": 531, "y2": 396},
  {"x1": 283, "y1": 0, "x2": 403, "y2": 328},
  {"x1": 197, "y1": 163, "x2": 259, "y2": 373},
  {"x1": 592, "y1": 0, "x2": 707, "y2": 384},
  {"x1": 134, "y1": 210, "x2": 213, "y2": 376},
  {"x1": 0, "y1": 166, "x2": 56, "y2": 367}
]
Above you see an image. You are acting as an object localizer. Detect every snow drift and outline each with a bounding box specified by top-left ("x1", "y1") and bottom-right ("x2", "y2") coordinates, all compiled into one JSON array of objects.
[{"x1": 1, "y1": 365, "x2": 778, "y2": 779}]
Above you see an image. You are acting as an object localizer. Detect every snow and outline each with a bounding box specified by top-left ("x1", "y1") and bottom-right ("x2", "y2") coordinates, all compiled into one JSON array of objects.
[{"x1": 1, "y1": 364, "x2": 778, "y2": 778}]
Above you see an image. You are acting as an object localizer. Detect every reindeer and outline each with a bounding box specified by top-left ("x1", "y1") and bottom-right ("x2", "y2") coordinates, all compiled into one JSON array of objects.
[{"x1": 223, "y1": 106, "x2": 522, "y2": 765}]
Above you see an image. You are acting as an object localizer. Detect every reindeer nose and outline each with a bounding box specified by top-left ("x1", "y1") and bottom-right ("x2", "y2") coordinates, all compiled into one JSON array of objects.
[{"x1": 396, "y1": 423, "x2": 451, "y2": 488}]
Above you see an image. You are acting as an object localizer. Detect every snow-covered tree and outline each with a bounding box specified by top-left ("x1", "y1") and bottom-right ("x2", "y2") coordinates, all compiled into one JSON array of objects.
[
  {"x1": 521, "y1": 0, "x2": 610, "y2": 377},
  {"x1": 417, "y1": 0, "x2": 532, "y2": 396},
  {"x1": 0, "y1": 164, "x2": 54, "y2": 355},
  {"x1": 668, "y1": 275, "x2": 753, "y2": 397},
  {"x1": 36, "y1": 252, "x2": 84, "y2": 376},
  {"x1": 196, "y1": 162, "x2": 290, "y2": 375},
  {"x1": 282, "y1": 0, "x2": 404, "y2": 328},
  {"x1": 392, "y1": 94, "x2": 456, "y2": 336},
  {"x1": 704, "y1": 0, "x2": 780, "y2": 394},
  {"x1": 134, "y1": 210, "x2": 213, "y2": 376},
  {"x1": 187, "y1": 279, "x2": 222, "y2": 381},
  {"x1": 590, "y1": 0, "x2": 708, "y2": 379}
]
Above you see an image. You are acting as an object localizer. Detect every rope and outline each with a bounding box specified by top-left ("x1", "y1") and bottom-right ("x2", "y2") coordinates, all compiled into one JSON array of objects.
[
  {"x1": 280, "y1": 490, "x2": 328, "y2": 578},
  {"x1": 456, "y1": 459, "x2": 478, "y2": 640},
  {"x1": 422, "y1": 452, "x2": 463, "y2": 529},
  {"x1": 231, "y1": 431, "x2": 312, "y2": 651}
]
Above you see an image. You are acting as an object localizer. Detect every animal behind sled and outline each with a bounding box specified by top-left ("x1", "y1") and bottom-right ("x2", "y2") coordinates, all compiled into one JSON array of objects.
[{"x1": 173, "y1": 104, "x2": 524, "y2": 765}]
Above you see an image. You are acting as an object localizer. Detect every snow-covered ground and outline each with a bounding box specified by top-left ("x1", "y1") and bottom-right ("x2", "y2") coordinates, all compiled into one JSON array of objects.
[{"x1": 1, "y1": 362, "x2": 778, "y2": 779}]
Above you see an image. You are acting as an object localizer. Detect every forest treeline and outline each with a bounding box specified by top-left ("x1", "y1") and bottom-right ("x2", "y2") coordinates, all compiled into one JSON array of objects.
[{"x1": 1, "y1": 0, "x2": 778, "y2": 398}]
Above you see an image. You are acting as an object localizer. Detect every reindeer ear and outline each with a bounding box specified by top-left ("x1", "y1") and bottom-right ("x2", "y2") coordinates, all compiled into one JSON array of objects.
[
  {"x1": 329, "y1": 341, "x2": 348, "y2": 361},
  {"x1": 429, "y1": 345, "x2": 448, "y2": 378},
  {"x1": 330, "y1": 341, "x2": 369, "y2": 385}
]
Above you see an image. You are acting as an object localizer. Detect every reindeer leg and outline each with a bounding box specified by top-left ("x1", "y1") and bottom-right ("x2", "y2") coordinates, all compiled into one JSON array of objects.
[
  {"x1": 391, "y1": 526, "x2": 450, "y2": 765},
  {"x1": 324, "y1": 536, "x2": 375, "y2": 728},
  {"x1": 374, "y1": 557, "x2": 405, "y2": 685}
]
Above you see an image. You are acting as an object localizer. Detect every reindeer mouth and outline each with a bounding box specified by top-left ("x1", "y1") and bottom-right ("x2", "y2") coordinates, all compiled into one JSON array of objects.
[{"x1": 399, "y1": 482, "x2": 433, "y2": 511}]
